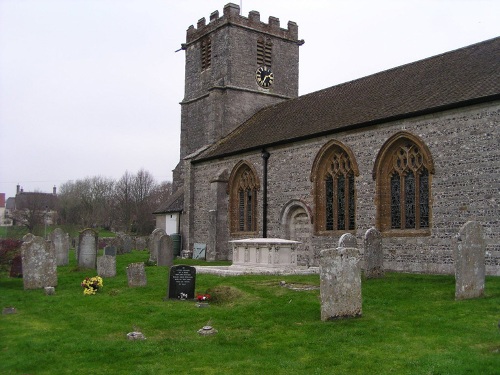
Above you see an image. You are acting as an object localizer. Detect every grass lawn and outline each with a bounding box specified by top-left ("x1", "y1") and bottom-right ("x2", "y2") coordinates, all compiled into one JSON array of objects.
[{"x1": 1, "y1": 250, "x2": 499, "y2": 375}]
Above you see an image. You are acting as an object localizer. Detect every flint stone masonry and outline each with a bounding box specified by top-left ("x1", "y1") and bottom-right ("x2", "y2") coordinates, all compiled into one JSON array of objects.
[
  {"x1": 150, "y1": 228, "x2": 166, "y2": 263},
  {"x1": 21, "y1": 235, "x2": 57, "y2": 290},
  {"x1": 78, "y1": 229, "x2": 98, "y2": 269},
  {"x1": 186, "y1": 104, "x2": 500, "y2": 275},
  {"x1": 97, "y1": 255, "x2": 116, "y2": 278},
  {"x1": 454, "y1": 221, "x2": 486, "y2": 300},
  {"x1": 157, "y1": 235, "x2": 174, "y2": 267},
  {"x1": 319, "y1": 234, "x2": 362, "y2": 321},
  {"x1": 51, "y1": 228, "x2": 70, "y2": 266},
  {"x1": 127, "y1": 262, "x2": 147, "y2": 287},
  {"x1": 364, "y1": 227, "x2": 384, "y2": 278}
]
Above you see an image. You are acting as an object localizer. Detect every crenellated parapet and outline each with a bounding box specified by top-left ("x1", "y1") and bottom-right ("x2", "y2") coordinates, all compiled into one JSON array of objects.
[{"x1": 186, "y1": 2, "x2": 302, "y2": 45}]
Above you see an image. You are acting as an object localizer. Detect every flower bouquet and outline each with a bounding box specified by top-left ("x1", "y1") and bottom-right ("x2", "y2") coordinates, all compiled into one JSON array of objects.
[
  {"x1": 196, "y1": 293, "x2": 211, "y2": 307},
  {"x1": 81, "y1": 276, "x2": 103, "y2": 295}
]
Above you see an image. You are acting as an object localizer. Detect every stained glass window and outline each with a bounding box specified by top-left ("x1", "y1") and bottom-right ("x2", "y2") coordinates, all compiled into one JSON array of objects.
[
  {"x1": 389, "y1": 143, "x2": 429, "y2": 230},
  {"x1": 323, "y1": 149, "x2": 355, "y2": 231}
]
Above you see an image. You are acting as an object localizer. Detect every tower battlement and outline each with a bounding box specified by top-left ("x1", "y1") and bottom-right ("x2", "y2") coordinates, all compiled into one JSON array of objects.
[{"x1": 186, "y1": 3, "x2": 301, "y2": 45}]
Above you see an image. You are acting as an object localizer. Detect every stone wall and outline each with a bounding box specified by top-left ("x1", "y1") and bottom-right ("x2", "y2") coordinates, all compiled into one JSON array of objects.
[{"x1": 188, "y1": 101, "x2": 500, "y2": 275}]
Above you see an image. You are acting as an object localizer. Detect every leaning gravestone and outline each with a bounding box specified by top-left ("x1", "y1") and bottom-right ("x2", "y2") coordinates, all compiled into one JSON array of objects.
[
  {"x1": 149, "y1": 228, "x2": 166, "y2": 263},
  {"x1": 127, "y1": 262, "x2": 147, "y2": 287},
  {"x1": 21, "y1": 235, "x2": 57, "y2": 290},
  {"x1": 319, "y1": 233, "x2": 362, "y2": 320},
  {"x1": 97, "y1": 255, "x2": 116, "y2": 278},
  {"x1": 51, "y1": 228, "x2": 70, "y2": 266},
  {"x1": 78, "y1": 229, "x2": 98, "y2": 269},
  {"x1": 135, "y1": 236, "x2": 147, "y2": 251},
  {"x1": 168, "y1": 265, "x2": 196, "y2": 300},
  {"x1": 364, "y1": 227, "x2": 384, "y2": 278},
  {"x1": 454, "y1": 221, "x2": 486, "y2": 300},
  {"x1": 157, "y1": 234, "x2": 174, "y2": 267}
]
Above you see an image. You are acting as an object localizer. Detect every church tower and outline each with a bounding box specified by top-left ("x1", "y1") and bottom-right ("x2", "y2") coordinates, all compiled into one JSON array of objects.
[{"x1": 178, "y1": 3, "x2": 303, "y2": 160}]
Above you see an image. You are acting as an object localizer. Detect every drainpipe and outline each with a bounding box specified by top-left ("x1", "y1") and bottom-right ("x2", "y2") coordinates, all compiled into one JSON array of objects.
[{"x1": 261, "y1": 149, "x2": 270, "y2": 238}]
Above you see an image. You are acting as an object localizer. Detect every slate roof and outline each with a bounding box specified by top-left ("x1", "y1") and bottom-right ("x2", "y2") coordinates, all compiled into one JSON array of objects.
[
  {"x1": 195, "y1": 36, "x2": 500, "y2": 162},
  {"x1": 153, "y1": 187, "x2": 184, "y2": 214}
]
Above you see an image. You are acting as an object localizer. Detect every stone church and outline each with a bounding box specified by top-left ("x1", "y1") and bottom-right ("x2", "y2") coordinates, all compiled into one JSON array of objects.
[{"x1": 155, "y1": 3, "x2": 500, "y2": 275}]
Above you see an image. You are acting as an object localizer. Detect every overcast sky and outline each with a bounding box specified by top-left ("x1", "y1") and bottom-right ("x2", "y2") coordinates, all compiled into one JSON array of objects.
[{"x1": 1, "y1": 0, "x2": 498, "y2": 199}]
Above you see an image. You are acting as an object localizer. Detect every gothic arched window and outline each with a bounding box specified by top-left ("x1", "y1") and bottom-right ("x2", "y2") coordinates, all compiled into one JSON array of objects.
[
  {"x1": 228, "y1": 161, "x2": 260, "y2": 234},
  {"x1": 373, "y1": 132, "x2": 434, "y2": 235},
  {"x1": 311, "y1": 140, "x2": 359, "y2": 234}
]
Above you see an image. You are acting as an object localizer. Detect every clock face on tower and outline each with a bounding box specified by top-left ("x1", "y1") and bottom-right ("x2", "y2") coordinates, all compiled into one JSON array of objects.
[{"x1": 255, "y1": 66, "x2": 274, "y2": 88}]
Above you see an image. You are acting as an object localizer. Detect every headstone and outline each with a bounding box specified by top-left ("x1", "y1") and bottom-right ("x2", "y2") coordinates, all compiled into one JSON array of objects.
[
  {"x1": 122, "y1": 234, "x2": 132, "y2": 254},
  {"x1": 339, "y1": 233, "x2": 357, "y2": 248},
  {"x1": 364, "y1": 227, "x2": 384, "y2": 278},
  {"x1": 77, "y1": 229, "x2": 98, "y2": 269},
  {"x1": 9, "y1": 255, "x2": 23, "y2": 277},
  {"x1": 454, "y1": 221, "x2": 486, "y2": 300},
  {"x1": 127, "y1": 262, "x2": 147, "y2": 287},
  {"x1": 319, "y1": 235, "x2": 362, "y2": 320},
  {"x1": 51, "y1": 228, "x2": 70, "y2": 266},
  {"x1": 157, "y1": 234, "x2": 174, "y2": 267},
  {"x1": 168, "y1": 265, "x2": 196, "y2": 300},
  {"x1": 149, "y1": 228, "x2": 166, "y2": 263},
  {"x1": 97, "y1": 255, "x2": 116, "y2": 277},
  {"x1": 135, "y1": 236, "x2": 147, "y2": 251},
  {"x1": 193, "y1": 243, "x2": 207, "y2": 260},
  {"x1": 22, "y1": 233, "x2": 34, "y2": 242},
  {"x1": 104, "y1": 245, "x2": 116, "y2": 257},
  {"x1": 113, "y1": 235, "x2": 124, "y2": 255},
  {"x1": 21, "y1": 235, "x2": 57, "y2": 290}
]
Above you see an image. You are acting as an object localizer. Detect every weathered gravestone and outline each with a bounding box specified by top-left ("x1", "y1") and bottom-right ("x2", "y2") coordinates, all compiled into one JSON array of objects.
[
  {"x1": 112, "y1": 235, "x2": 124, "y2": 255},
  {"x1": 168, "y1": 265, "x2": 196, "y2": 300},
  {"x1": 97, "y1": 255, "x2": 116, "y2": 278},
  {"x1": 104, "y1": 245, "x2": 116, "y2": 257},
  {"x1": 158, "y1": 234, "x2": 174, "y2": 267},
  {"x1": 319, "y1": 233, "x2": 362, "y2": 321},
  {"x1": 122, "y1": 234, "x2": 132, "y2": 253},
  {"x1": 78, "y1": 229, "x2": 98, "y2": 269},
  {"x1": 21, "y1": 235, "x2": 57, "y2": 290},
  {"x1": 51, "y1": 228, "x2": 70, "y2": 266},
  {"x1": 364, "y1": 227, "x2": 384, "y2": 278},
  {"x1": 134, "y1": 236, "x2": 148, "y2": 251},
  {"x1": 149, "y1": 228, "x2": 166, "y2": 263},
  {"x1": 454, "y1": 221, "x2": 486, "y2": 300},
  {"x1": 127, "y1": 262, "x2": 147, "y2": 287}
]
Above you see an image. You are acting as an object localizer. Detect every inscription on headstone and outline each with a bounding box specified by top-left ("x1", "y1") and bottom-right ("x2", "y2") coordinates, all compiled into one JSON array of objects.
[
  {"x1": 454, "y1": 221, "x2": 486, "y2": 300},
  {"x1": 158, "y1": 234, "x2": 174, "y2": 267},
  {"x1": 127, "y1": 262, "x2": 147, "y2": 287},
  {"x1": 168, "y1": 265, "x2": 196, "y2": 300},
  {"x1": 21, "y1": 235, "x2": 57, "y2": 290},
  {"x1": 78, "y1": 229, "x2": 98, "y2": 269},
  {"x1": 51, "y1": 228, "x2": 70, "y2": 266},
  {"x1": 97, "y1": 255, "x2": 116, "y2": 278},
  {"x1": 319, "y1": 235, "x2": 362, "y2": 321}
]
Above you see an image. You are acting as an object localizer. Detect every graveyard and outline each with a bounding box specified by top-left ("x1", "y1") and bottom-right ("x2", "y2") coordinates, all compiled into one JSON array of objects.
[{"x1": 1, "y1": 243, "x2": 500, "y2": 374}]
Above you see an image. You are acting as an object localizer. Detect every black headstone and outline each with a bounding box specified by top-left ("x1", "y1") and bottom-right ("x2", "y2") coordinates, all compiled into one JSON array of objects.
[
  {"x1": 104, "y1": 246, "x2": 116, "y2": 256},
  {"x1": 168, "y1": 265, "x2": 196, "y2": 300},
  {"x1": 9, "y1": 255, "x2": 23, "y2": 278}
]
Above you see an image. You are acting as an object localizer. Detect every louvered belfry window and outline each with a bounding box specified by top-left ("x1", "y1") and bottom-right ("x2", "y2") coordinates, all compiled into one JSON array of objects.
[
  {"x1": 257, "y1": 37, "x2": 272, "y2": 67},
  {"x1": 201, "y1": 38, "x2": 211, "y2": 70}
]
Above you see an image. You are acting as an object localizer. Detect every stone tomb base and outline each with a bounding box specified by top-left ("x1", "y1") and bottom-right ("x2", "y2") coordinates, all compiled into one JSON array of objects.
[{"x1": 197, "y1": 238, "x2": 316, "y2": 276}]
